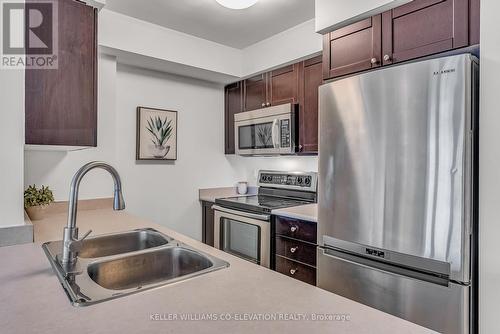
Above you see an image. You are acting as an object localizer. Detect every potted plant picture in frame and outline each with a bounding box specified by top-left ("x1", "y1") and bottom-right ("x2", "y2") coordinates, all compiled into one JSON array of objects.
[
  {"x1": 136, "y1": 107, "x2": 178, "y2": 160},
  {"x1": 24, "y1": 185, "x2": 55, "y2": 221}
]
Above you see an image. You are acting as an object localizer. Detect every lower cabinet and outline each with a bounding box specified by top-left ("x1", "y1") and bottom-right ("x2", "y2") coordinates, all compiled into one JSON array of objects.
[
  {"x1": 273, "y1": 216, "x2": 317, "y2": 286},
  {"x1": 275, "y1": 256, "x2": 316, "y2": 286},
  {"x1": 201, "y1": 201, "x2": 215, "y2": 246}
]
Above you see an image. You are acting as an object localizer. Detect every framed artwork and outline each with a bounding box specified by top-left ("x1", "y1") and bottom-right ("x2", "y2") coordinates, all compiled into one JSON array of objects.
[{"x1": 136, "y1": 107, "x2": 178, "y2": 161}]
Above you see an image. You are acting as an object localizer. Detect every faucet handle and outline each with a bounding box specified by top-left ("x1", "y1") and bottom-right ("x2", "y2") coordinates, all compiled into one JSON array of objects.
[{"x1": 68, "y1": 230, "x2": 92, "y2": 253}]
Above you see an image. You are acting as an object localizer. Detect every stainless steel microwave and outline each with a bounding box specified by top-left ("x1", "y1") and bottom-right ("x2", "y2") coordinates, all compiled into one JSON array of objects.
[{"x1": 234, "y1": 103, "x2": 298, "y2": 156}]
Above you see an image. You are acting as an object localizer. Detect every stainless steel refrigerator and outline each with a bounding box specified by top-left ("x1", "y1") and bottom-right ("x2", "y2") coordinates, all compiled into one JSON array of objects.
[{"x1": 317, "y1": 54, "x2": 478, "y2": 334}]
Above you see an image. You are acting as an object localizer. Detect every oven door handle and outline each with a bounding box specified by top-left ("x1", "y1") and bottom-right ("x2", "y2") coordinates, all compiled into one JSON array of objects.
[{"x1": 212, "y1": 205, "x2": 270, "y2": 221}]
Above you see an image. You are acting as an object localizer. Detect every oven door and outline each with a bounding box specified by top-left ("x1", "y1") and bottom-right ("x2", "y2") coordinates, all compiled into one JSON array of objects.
[
  {"x1": 213, "y1": 206, "x2": 270, "y2": 267},
  {"x1": 234, "y1": 104, "x2": 296, "y2": 156}
]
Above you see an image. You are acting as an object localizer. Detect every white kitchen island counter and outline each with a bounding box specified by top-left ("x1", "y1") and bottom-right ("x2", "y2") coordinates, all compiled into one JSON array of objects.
[{"x1": 0, "y1": 205, "x2": 436, "y2": 334}]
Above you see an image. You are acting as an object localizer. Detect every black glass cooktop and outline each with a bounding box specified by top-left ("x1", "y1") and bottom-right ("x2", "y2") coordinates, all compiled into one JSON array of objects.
[{"x1": 215, "y1": 195, "x2": 311, "y2": 214}]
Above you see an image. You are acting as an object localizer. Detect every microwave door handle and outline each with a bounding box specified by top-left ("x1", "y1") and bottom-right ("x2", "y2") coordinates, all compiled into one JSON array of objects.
[{"x1": 272, "y1": 119, "x2": 280, "y2": 149}]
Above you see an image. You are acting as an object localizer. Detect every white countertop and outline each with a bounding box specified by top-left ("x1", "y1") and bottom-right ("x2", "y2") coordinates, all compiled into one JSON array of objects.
[
  {"x1": 272, "y1": 203, "x2": 318, "y2": 222},
  {"x1": 199, "y1": 186, "x2": 257, "y2": 203},
  {"x1": 0, "y1": 206, "x2": 435, "y2": 334}
]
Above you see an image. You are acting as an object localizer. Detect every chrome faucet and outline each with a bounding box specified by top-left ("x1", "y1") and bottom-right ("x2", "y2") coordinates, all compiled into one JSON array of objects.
[{"x1": 60, "y1": 161, "x2": 125, "y2": 267}]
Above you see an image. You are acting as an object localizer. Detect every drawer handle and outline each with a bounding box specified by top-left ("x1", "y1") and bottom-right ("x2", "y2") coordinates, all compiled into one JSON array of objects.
[
  {"x1": 290, "y1": 225, "x2": 299, "y2": 233},
  {"x1": 290, "y1": 268, "x2": 298, "y2": 275},
  {"x1": 290, "y1": 246, "x2": 299, "y2": 253}
]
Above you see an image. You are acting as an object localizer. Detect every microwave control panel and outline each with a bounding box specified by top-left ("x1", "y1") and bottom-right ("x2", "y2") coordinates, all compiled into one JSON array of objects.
[{"x1": 280, "y1": 119, "x2": 290, "y2": 148}]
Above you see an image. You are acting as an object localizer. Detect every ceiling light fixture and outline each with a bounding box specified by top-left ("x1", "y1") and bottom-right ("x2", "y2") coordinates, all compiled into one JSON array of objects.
[{"x1": 215, "y1": 0, "x2": 258, "y2": 10}]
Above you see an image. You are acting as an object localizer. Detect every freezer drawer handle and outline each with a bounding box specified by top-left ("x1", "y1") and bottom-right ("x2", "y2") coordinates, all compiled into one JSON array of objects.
[{"x1": 321, "y1": 248, "x2": 450, "y2": 287}]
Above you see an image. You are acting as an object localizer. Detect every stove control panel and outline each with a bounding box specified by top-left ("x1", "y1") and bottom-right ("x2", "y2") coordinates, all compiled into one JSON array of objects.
[{"x1": 258, "y1": 171, "x2": 317, "y2": 192}]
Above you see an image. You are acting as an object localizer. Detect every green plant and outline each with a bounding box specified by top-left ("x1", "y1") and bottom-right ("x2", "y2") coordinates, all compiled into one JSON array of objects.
[
  {"x1": 146, "y1": 116, "x2": 173, "y2": 147},
  {"x1": 24, "y1": 185, "x2": 54, "y2": 208}
]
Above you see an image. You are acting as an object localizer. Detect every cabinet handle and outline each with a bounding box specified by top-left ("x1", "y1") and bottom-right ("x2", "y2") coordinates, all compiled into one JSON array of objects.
[
  {"x1": 370, "y1": 58, "x2": 378, "y2": 65},
  {"x1": 298, "y1": 144, "x2": 303, "y2": 151},
  {"x1": 290, "y1": 225, "x2": 299, "y2": 233},
  {"x1": 290, "y1": 268, "x2": 298, "y2": 275},
  {"x1": 261, "y1": 103, "x2": 266, "y2": 107},
  {"x1": 290, "y1": 246, "x2": 299, "y2": 253},
  {"x1": 383, "y1": 54, "x2": 392, "y2": 62},
  {"x1": 266, "y1": 102, "x2": 271, "y2": 107}
]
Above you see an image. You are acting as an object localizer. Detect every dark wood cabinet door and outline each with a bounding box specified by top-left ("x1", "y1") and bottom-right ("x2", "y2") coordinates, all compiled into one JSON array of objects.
[
  {"x1": 299, "y1": 56, "x2": 322, "y2": 154},
  {"x1": 268, "y1": 64, "x2": 300, "y2": 107},
  {"x1": 323, "y1": 15, "x2": 382, "y2": 80},
  {"x1": 275, "y1": 216, "x2": 317, "y2": 244},
  {"x1": 202, "y1": 201, "x2": 215, "y2": 246},
  {"x1": 275, "y1": 255, "x2": 316, "y2": 285},
  {"x1": 244, "y1": 73, "x2": 267, "y2": 111},
  {"x1": 382, "y1": 0, "x2": 469, "y2": 65},
  {"x1": 275, "y1": 236, "x2": 317, "y2": 266},
  {"x1": 469, "y1": 0, "x2": 480, "y2": 45},
  {"x1": 224, "y1": 82, "x2": 243, "y2": 154},
  {"x1": 26, "y1": 0, "x2": 97, "y2": 146}
]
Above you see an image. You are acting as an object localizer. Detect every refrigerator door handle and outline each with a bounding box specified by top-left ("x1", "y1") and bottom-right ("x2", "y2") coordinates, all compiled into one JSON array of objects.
[{"x1": 321, "y1": 247, "x2": 453, "y2": 287}]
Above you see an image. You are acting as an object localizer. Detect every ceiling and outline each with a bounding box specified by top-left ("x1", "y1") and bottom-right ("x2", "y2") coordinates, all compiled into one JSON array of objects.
[{"x1": 105, "y1": 0, "x2": 315, "y2": 49}]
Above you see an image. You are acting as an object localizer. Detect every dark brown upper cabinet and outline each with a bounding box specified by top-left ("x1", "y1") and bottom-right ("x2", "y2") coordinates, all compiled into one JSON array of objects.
[
  {"x1": 244, "y1": 73, "x2": 268, "y2": 111},
  {"x1": 323, "y1": 15, "x2": 382, "y2": 80},
  {"x1": 244, "y1": 63, "x2": 300, "y2": 111},
  {"x1": 224, "y1": 81, "x2": 243, "y2": 154},
  {"x1": 381, "y1": 0, "x2": 469, "y2": 66},
  {"x1": 298, "y1": 56, "x2": 322, "y2": 154},
  {"x1": 323, "y1": 0, "x2": 479, "y2": 80},
  {"x1": 225, "y1": 57, "x2": 321, "y2": 155},
  {"x1": 25, "y1": 0, "x2": 98, "y2": 147},
  {"x1": 470, "y1": 0, "x2": 480, "y2": 45},
  {"x1": 268, "y1": 63, "x2": 301, "y2": 107}
]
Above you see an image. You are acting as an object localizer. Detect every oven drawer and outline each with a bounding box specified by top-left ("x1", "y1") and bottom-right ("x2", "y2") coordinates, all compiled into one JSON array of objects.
[
  {"x1": 275, "y1": 217, "x2": 317, "y2": 244},
  {"x1": 275, "y1": 255, "x2": 316, "y2": 285},
  {"x1": 275, "y1": 236, "x2": 317, "y2": 266}
]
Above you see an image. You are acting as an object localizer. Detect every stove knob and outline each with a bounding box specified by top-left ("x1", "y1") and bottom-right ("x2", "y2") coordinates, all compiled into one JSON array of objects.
[{"x1": 305, "y1": 177, "x2": 311, "y2": 185}]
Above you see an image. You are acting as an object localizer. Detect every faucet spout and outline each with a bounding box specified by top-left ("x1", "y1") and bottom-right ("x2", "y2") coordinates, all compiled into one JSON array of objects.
[{"x1": 61, "y1": 161, "x2": 125, "y2": 266}]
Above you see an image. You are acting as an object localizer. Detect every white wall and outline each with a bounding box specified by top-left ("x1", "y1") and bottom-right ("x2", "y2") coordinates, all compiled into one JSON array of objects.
[
  {"x1": 242, "y1": 19, "x2": 322, "y2": 77},
  {"x1": 25, "y1": 54, "x2": 119, "y2": 201},
  {"x1": 315, "y1": 0, "x2": 412, "y2": 33},
  {"x1": 479, "y1": 0, "x2": 500, "y2": 332},
  {"x1": 99, "y1": 9, "x2": 244, "y2": 79},
  {"x1": 24, "y1": 57, "x2": 317, "y2": 240},
  {"x1": 99, "y1": 10, "x2": 322, "y2": 83},
  {"x1": 0, "y1": 68, "x2": 25, "y2": 227}
]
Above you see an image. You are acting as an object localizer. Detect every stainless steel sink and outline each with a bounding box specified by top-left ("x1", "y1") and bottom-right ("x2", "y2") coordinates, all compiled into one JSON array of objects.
[
  {"x1": 88, "y1": 247, "x2": 213, "y2": 290},
  {"x1": 78, "y1": 229, "x2": 170, "y2": 258},
  {"x1": 42, "y1": 228, "x2": 229, "y2": 306}
]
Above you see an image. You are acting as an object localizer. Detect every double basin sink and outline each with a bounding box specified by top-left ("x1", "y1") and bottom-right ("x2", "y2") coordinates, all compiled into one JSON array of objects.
[{"x1": 42, "y1": 228, "x2": 229, "y2": 306}]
